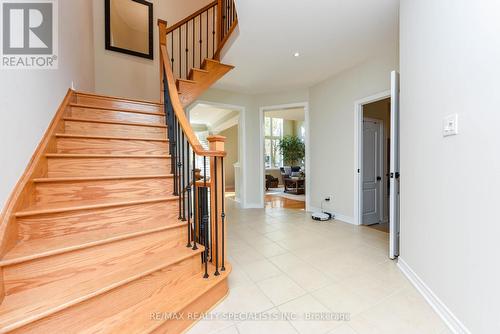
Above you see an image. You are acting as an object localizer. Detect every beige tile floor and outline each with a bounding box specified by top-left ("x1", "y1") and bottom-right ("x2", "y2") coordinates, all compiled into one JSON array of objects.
[{"x1": 188, "y1": 199, "x2": 451, "y2": 334}]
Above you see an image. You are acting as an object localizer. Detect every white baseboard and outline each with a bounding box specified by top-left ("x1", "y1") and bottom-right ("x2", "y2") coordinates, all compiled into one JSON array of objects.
[
  {"x1": 308, "y1": 206, "x2": 355, "y2": 225},
  {"x1": 397, "y1": 258, "x2": 471, "y2": 334}
]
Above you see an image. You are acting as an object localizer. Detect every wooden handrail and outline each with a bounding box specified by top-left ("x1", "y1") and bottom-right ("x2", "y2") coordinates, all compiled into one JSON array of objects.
[
  {"x1": 160, "y1": 45, "x2": 225, "y2": 158},
  {"x1": 165, "y1": 1, "x2": 218, "y2": 34}
]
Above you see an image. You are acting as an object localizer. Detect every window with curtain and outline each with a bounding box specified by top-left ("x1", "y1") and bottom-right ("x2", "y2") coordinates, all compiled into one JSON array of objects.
[{"x1": 264, "y1": 117, "x2": 283, "y2": 169}]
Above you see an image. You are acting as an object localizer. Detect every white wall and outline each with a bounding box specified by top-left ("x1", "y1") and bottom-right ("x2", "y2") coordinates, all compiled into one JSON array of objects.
[
  {"x1": 400, "y1": 1, "x2": 500, "y2": 332},
  {"x1": 93, "y1": 0, "x2": 211, "y2": 102},
  {"x1": 219, "y1": 124, "x2": 239, "y2": 188},
  {"x1": 0, "y1": 0, "x2": 95, "y2": 210},
  {"x1": 308, "y1": 49, "x2": 398, "y2": 222}
]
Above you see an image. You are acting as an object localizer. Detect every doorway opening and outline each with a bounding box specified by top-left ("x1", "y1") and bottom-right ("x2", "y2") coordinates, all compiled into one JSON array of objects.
[
  {"x1": 354, "y1": 71, "x2": 401, "y2": 260},
  {"x1": 362, "y1": 98, "x2": 391, "y2": 232},
  {"x1": 259, "y1": 103, "x2": 310, "y2": 211},
  {"x1": 188, "y1": 101, "x2": 246, "y2": 206}
]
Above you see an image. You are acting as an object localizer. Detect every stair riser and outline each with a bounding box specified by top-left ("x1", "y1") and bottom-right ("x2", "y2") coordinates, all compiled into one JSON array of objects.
[
  {"x1": 68, "y1": 107, "x2": 165, "y2": 125},
  {"x1": 76, "y1": 95, "x2": 162, "y2": 114},
  {"x1": 17, "y1": 201, "x2": 179, "y2": 242},
  {"x1": 64, "y1": 120, "x2": 167, "y2": 140},
  {"x1": 4, "y1": 227, "x2": 188, "y2": 297},
  {"x1": 9, "y1": 256, "x2": 202, "y2": 334},
  {"x1": 35, "y1": 178, "x2": 174, "y2": 206},
  {"x1": 189, "y1": 70, "x2": 209, "y2": 82},
  {"x1": 47, "y1": 157, "x2": 170, "y2": 177},
  {"x1": 56, "y1": 137, "x2": 169, "y2": 155}
]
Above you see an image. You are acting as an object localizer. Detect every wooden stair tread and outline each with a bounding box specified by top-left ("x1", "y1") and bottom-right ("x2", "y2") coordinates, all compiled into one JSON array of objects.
[
  {"x1": 190, "y1": 68, "x2": 209, "y2": 74},
  {"x1": 55, "y1": 133, "x2": 168, "y2": 142},
  {"x1": 0, "y1": 242, "x2": 204, "y2": 332},
  {"x1": 33, "y1": 174, "x2": 173, "y2": 183},
  {"x1": 176, "y1": 78, "x2": 197, "y2": 84},
  {"x1": 76, "y1": 91, "x2": 163, "y2": 107},
  {"x1": 0, "y1": 220, "x2": 186, "y2": 266},
  {"x1": 46, "y1": 153, "x2": 170, "y2": 159},
  {"x1": 202, "y1": 58, "x2": 235, "y2": 69},
  {"x1": 86, "y1": 263, "x2": 231, "y2": 334},
  {"x1": 69, "y1": 103, "x2": 165, "y2": 116},
  {"x1": 63, "y1": 117, "x2": 167, "y2": 128},
  {"x1": 15, "y1": 196, "x2": 177, "y2": 217}
]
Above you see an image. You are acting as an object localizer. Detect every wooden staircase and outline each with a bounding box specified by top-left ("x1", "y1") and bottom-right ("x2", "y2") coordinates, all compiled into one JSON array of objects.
[
  {"x1": 0, "y1": 1, "x2": 238, "y2": 331},
  {"x1": 0, "y1": 91, "x2": 231, "y2": 333}
]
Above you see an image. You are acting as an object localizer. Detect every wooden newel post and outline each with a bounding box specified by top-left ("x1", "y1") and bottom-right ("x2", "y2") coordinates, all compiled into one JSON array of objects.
[
  {"x1": 158, "y1": 19, "x2": 167, "y2": 103},
  {"x1": 207, "y1": 135, "x2": 226, "y2": 268}
]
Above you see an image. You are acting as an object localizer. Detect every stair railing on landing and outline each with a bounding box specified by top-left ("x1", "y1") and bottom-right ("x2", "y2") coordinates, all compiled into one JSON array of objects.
[
  {"x1": 159, "y1": 43, "x2": 227, "y2": 278},
  {"x1": 158, "y1": 0, "x2": 238, "y2": 80}
]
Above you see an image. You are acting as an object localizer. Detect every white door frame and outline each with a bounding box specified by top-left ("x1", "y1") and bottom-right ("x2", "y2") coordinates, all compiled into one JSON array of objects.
[
  {"x1": 361, "y1": 117, "x2": 384, "y2": 225},
  {"x1": 354, "y1": 90, "x2": 391, "y2": 226},
  {"x1": 187, "y1": 100, "x2": 247, "y2": 208},
  {"x1": 259, "y1": 102, "x2": 310, "y2": 211}
]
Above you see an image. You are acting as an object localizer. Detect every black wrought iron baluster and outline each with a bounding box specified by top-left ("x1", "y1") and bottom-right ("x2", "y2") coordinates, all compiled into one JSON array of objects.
[
  {"x1": 186, "y1": 140, "x2": 191, "y2": 247},
  {"x1": 212, "y1": 7, "x2": 215, "y2": 58},
  {"x1": 170, "y1": 32, "x2": 174, "y2": 74},
  {"x1": 178, "y1": 28, "x2": 181, "y2": 78},
  {"x1": 181, "y1": 132, "x2": 186, "y2": 221},
  {"x1": 164, "y1": 73, "x2": 176, "y2": 186},
  {"x1": 173, "y1": 117, "x2": 178, "y2": 196},
  {"x1": 221, "y1": 157, "x2": 226, "y2": 271},
  {"x1": 177, "y1": 121, "x2": 182, "y2": 219},
  {"x1": 185, "y1": 24, "x2": 188, "y2": 80},
  {"x1": 192, "y1": 19, "x2": 195, "y2": 71},
  {"x1": 192, "y1": 151, "x2": 198, "y2": 251},
  {"x1": 227, "y1": 0, "x2": 230, "y2": 33},
  {"x1": 199, "y1": 14, "x2": 202, "y2": 68},
  {"x1": 214, "y1": 157, "x2": 220, "y2": 276},
  {"x1": 206, "y1": 10, "x2": 209, "y2": 59},
  {"x1": 203, "y1": 156, "x2": 209, "y2": 278},
  {"x1": 222, "y1": 0, "x2": 226, "y2": 38}
]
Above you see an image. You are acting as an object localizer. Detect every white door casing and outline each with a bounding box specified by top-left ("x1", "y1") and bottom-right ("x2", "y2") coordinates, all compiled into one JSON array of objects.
[
  {"x1": 389, "y1": 71, "x2": 401, "y2": 259},
  {"x1": 362, "y1": 119, "x2": 383, "y2": 225}
]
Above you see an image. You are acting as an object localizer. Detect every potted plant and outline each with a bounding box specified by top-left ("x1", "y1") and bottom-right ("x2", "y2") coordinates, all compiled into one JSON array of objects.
[{"x1": 278, "y1": 135, "x2": 305, "y2": 168}]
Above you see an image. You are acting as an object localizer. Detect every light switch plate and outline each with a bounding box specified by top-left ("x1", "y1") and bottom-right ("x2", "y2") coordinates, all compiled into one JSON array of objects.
[{"x1": 443, "y1": 114, "x2": 458, "y2": 137}]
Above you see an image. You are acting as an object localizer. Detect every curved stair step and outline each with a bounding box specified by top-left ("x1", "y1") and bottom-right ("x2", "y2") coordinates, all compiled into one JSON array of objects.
[
  {"x1": 76, "y1": 91, "x2": 163, "y2": 114},
  {"x1": 46, "y1": 154, "x2": 171, "y2": 177},
  {"x1": 33, "y1": 175, "x2": 174, "y2": 207},
  {"x1": 0, "y1": 228, "x2": 203, "y2": 333},
  {"x1": 68, "y1": 105, "x2": 165, "y2": 126},
  {"x1": 9, "y1": 263, "x2": 230, "y2": 334}
]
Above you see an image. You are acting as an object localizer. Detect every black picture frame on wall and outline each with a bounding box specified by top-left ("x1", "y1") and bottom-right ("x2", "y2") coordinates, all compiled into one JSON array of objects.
[{"x1": 105, "y1": 0, "x2": 154, "y2": 60}]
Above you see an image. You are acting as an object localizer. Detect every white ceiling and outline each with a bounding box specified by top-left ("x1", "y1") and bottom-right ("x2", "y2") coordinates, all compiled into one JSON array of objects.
[
  {"x1": 189, "y1": 103, "x2": 239, "y2": 130},
  {"x1": 266, "y1": 107, "x2": 305, "y2": 121},
  {"x1": 215, "y1": 0, "x2": 399, "y2": 94}
]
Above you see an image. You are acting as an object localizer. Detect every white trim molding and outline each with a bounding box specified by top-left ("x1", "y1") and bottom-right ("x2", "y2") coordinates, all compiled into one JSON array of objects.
[
  {"x1": 397, "y1": 258, "x2": 471, "y2": 334},
  {"x1": 353, "y1": 90, "x2": 391, "y2": 226}
]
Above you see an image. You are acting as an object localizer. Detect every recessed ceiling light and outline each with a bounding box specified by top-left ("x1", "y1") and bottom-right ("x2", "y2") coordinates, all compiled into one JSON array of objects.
[{"x1": 293, "y1": 52, "x2": 300, "y2": 57}]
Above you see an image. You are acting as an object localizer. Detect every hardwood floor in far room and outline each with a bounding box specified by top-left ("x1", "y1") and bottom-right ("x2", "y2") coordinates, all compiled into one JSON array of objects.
[{"x1": 265, "y1": 195, "x2": 305, "y2": 210}]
